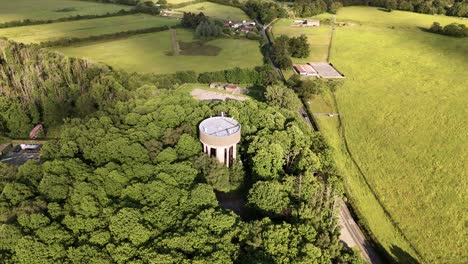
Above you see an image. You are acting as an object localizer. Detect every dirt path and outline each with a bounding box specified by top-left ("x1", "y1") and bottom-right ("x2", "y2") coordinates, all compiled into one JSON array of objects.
[
  {"x1": 191, "y1": 89, "x2": 246, "y2": 101},
  {"x1": 169, "y1": 28, "x2": 179, "y2": 56}
]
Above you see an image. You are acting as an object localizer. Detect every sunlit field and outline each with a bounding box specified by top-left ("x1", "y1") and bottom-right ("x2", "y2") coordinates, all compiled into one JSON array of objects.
[
  {"x1": 56, "y1": 29, "x2": 263, "y2": 74},
  {"x1": 175, "y1": 2, "x2": 249, "y2": 21},
  {"x1": 0, "y1": 14, "x2": 180, "y2": 44},
  {"x1": 311, "y1": 6, "x2": 467, "y2": 263},
  {"x1": 0, "y1": 0, "x2": 130, "y2": 23}
]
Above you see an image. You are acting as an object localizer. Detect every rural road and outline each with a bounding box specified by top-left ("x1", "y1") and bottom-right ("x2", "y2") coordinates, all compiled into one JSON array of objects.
[
  {"x1": 258, "y1": 19, "x2": 286, "y2": 82},
  {"x1": 299, "y1": 107, "x2": 383, "y2": 264},
  {"x1": 339, "y1": 200, "x2": 384, "y2": 264},
  {"x1": 259, "y1": 20, "x2": 382, "y2": 263}
]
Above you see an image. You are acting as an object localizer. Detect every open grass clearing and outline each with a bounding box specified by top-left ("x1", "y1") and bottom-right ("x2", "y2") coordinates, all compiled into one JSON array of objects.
[
  {"x1": 314, "y1": 6, "x2": 468, "y2": 263},
  {"x1": 56, "y1": 28, "x2": 263, "y2": 74},
  {"x1": 0, "y1": 14, "x2": 180, "y2": 44},
  {"x1": 272, "y1": 18, "x2": 332, "y2": 63},
  {"x1": 0, "y1": 0, "x2": 131, "y2": 23},
  {"x1": 175, "y1": 2, "x2": 249, "y2": 21}
]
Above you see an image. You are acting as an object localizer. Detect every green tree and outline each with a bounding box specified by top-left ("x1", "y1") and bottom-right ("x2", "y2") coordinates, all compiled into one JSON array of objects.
[
  {"x1": 109, "y1": 208, "x2": 151, "y2": 245},
  {"x1": 175, "y1": 134, "x2": 200, "y2": 159},
  {"x1": 288, "y1": 35, "x2": 310, "y2": 58},
  {"x1": 248, "y1": 181, "x2": 290, "y2": 215},
  {"x1": 265, "y1": 84, "x2": 302, "y2": 111}
]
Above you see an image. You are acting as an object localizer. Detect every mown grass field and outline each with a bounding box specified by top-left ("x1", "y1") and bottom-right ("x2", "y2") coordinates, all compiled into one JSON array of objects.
[
  {"x1": 313, "y1": 6, "x2": 467, "y2": 263},
  {"x1": 175, "y1": 2, "x2": 249, "y2": 21},
  {"x1": 56, "y1": 28, "x2": 263, "y2": 74},
  {"x1": 272, "y1": 18, "x2": 332, "y2": 62},
  {"x1": 0, "y1": 0, "x2": 131, "y2": 23},
  {"x1": 0, "y1": 14, "x2": 180, "y2": 44}
]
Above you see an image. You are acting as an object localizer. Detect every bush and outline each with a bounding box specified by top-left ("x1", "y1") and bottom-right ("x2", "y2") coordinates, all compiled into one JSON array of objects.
[{"x1": 428, "y1": 22, "x2": 468, "y2": 37}]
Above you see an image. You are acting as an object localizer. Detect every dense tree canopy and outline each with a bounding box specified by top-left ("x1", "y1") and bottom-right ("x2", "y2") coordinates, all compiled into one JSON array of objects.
[{"x1": 0, "y1": 39, "x2": 363, "y2": 263}]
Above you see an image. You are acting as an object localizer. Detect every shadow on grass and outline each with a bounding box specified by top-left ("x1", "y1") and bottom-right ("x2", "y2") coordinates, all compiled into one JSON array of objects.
[
  {"x1": 377, "y1": 8, "x2": 392, "y2": 12},
  {"x1": 390, "y1": 245, "x2": 420, "y2": 264},
  {"x1": 179, "y1": 40, "x2": 221, "y2": 56}
]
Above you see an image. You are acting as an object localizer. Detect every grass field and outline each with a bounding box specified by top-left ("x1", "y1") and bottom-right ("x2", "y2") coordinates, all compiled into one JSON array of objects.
[
  {"x1": 175, "y1": 2, "x2": 249, "y2": 21},
  {"x1": 272, "y1": 18, "x2": 333, "y2": 62},
  {"x1": 165, "y1": 0, "x2": 196, "y2": 4},
  {"x1": 0, "y1": 14, "x2": 180, "y2": 44},
  {"x1": 313, "y1": 6, "x2": 468, "y2": 263},
  {"x1": 56, "y1": 29, "x2": 263, "y2": 74},
  {"x1": 0, "y1": 0, "x2": 131, "y2": 23}
]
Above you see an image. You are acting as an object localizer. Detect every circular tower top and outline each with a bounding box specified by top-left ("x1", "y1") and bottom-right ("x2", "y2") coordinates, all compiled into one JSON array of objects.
[{"x1": 199, "y1": 116, "x2": 241, "y2": 147}]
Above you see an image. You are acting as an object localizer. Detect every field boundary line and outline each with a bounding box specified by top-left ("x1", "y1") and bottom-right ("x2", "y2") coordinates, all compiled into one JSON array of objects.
[
  {"x1": 327, "y1": 15, "x2": 336, "y2": 62},
  {"x1": 330, "y1": 92, "x2": 426, "y2": 263},
  {"x1": 0, "y1": 10, "x2": 139, "y2": 29},
  {"x1": 39, "y1": 25, "x2": 179, "y2": 47},
  {"x1": 170, "y1": 28, "x2": 180, "y2": 56}
]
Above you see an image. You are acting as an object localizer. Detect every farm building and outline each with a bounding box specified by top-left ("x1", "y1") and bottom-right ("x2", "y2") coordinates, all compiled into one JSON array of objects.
[
  {"x1": 224, "y1": 84, "x2": 240, "y2": 92},
  {"x1": 293, "y1": 64, "x2": 319, "y2": 76},
  {"x1": 224, "y1": 20, "x2": 256, "y2": 33},
  {"x1": 292, "y1": 19, "x2": 320, "y2": 27}
]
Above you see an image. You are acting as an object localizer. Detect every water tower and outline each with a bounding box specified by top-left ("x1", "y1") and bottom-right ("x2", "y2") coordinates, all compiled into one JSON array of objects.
[{"x1": 199, "y1": 114, "x2": 241, "y2": 167}]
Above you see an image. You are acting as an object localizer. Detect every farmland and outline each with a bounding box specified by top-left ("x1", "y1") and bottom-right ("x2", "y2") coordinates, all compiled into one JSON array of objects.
[
  {"x1": 312, "y1": 6, "x2": 468, "y2": 263},
  {"x1": 56, "y1": 29, "x2": 263, "y2": 74},
  {"x1": 0, "y1": 14, "x2": 180, "y2": 44},
  {"x1": 0, "y1": 0, "x2": 130, "y2": 23},
  {"x1": 175, "y1": 2, "x2": 249, "y2": 21}
]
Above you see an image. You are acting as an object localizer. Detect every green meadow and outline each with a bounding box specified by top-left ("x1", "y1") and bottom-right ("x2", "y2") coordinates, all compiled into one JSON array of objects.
[
  {"x1": 272, "y1": 18, "x2": 333, "y2": 62},
  {"x1": 312, "y1": 6, "x2": 467, "y2": 263},
  {"x1": 175, "y1": 2, "x2": 249, "y2": 21},
  {"x1": 56, "y1": 29, "x2": 263, "y2": 74},
  {"x1": 0, "y1": 14, "x2": 180, "y2": 44},
  {"x1": 0, "y1": 0, "x2": 131, "y2": 23}
]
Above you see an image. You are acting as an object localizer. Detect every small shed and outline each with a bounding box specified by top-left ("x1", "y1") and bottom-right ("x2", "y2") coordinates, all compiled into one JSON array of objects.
[
  {"x1": 293, "y1": 64, "x2": 318, "y2": 76},
  {"x1": 224, "y1": 84, "x2": 240, "y2": 92}
]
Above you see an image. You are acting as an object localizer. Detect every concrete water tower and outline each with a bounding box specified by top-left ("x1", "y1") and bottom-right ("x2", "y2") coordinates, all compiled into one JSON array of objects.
[{"x1": 199, "y1": 114, "x2": 241, "y2": 167}]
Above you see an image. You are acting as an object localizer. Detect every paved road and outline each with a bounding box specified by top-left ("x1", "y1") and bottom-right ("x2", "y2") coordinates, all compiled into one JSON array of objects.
[
  {"x1": 257, "y1": 19, "x2": 286, "y2": 82},
  {"x1": 339, "y1": 200, "x2": 384, "y2": 264}
]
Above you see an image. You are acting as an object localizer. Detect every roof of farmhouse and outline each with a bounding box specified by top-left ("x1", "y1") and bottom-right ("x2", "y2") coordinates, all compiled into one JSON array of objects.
[
  {"x1": 199, "y1": 116, "x2": 241, "y2": 137},
  {"x1": 294, "y1": 64, "x2": 317, "y2": 74}
]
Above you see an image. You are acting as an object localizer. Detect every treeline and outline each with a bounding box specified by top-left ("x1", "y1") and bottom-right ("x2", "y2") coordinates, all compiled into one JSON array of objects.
[
  {"x1": 339, "y1": 0, "x2": 468, "y2": 17},
  {"x1": 0, "y1": 9, "x2": 136, "y2": 29},
  {"x1": 428, "y1": 22, "x2": 468, "y2": 37},
  {"x1": 181, "y1": 12, "x2": 223, "y2": 39},
  {"x1": 244, "y1": 0, "x2": 288, "y2": 24},
  {"x1": 139, "y1": 65, "x2": 277, "y2": 89},
  {"x1": 39, "y1": 25, "x2": 175, "y2": 47},
  {"x1": 293, "y1": 0, "x2": 343, "y2": 16}
]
